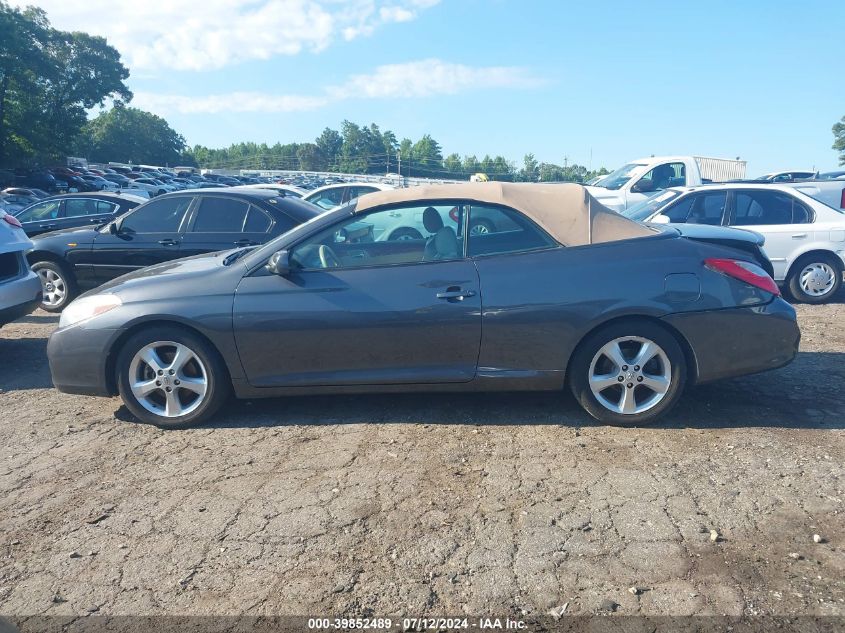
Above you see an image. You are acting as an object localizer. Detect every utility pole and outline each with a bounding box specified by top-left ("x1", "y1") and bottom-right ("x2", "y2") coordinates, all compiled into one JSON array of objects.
[{"x1": 398, "y1": 151, "x2": 401, "y2": 179}]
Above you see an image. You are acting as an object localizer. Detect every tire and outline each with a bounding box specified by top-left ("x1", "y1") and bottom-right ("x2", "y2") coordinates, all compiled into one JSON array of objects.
[
  {"x1": 786, "y1": 254, "x2": 842, "y2": 304},
  {"x1": 388, "y1": 227, "x2": 423, "y2": 241},
  {"x1": 468, "y1": 219, "x2": 495, "y2": 236},
  {"x1": 157, "y1": 189, "x2": 166, "y2": 196},
  {"x1": 569, "y1": 320, "x2": 687, "y2": 426},
  {"x1": 32, "y1": 260, "x2": 76, "y2": 312},
  {"x1": 116, "y1": 325, "x2": 230, "y2": 429}
]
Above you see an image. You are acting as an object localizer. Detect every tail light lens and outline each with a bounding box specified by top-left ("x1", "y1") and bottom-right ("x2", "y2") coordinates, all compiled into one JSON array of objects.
[
  {"x1": 705, "y1": 258, "x2": 780, "y2": 296},
  {"x1": 449, "y1": 207, "x2": 459, "y2": 223},
  {"x1": 3, "y1": 214, "x2": 22, "y2": 228}
]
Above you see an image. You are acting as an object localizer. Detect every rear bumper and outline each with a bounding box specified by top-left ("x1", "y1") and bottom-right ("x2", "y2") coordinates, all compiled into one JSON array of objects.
[
  {"x1": 662, "y1": 297, "x2": 800, "y2": 384},
  {"x1": 0, "y1": 272, "x2": 42, "y2": 326},
  {"x1": 47, "y1": 324, "x2": 121, "y2": 396}
]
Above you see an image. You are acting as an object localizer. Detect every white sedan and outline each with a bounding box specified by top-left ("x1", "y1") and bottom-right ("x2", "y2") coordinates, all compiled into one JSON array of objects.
[{"x1": 625, "y1": 183, "x2": 845, "y2": 303}]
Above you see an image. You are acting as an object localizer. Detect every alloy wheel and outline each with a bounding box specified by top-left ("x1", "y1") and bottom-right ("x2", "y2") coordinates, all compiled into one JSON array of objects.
[
  {"x1": 469, "y1": 223, "x2": 490, "y2": 236},
  {"x1": 128, "y1": 341, "x2": 208, "y2": 418},
  {"x1": 588, "y1": 336, "x2": 672, "y2": 415},
  {"x1": 37, "y1": 268, "x2": 67, "y2": 308}
]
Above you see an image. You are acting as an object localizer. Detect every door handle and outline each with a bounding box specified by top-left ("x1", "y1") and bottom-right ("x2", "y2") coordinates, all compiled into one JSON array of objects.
[
  {"x1": 158, "y1": 239, "x2": 178, "y2": 246},
  {"x1": 436, "y1": 287, "x2": 476, "y2": 301},
  {"x1": 39, "y1": 224, "x2": 55, "y2": 229},
  {"x1": 791, "y1": 233, "x2": 807, "y2": 239}
]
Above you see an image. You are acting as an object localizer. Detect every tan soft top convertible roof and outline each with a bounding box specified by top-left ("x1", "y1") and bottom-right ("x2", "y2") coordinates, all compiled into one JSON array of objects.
[{"x1": 353, "y1": 182, "x2": 654, "y2": 246}]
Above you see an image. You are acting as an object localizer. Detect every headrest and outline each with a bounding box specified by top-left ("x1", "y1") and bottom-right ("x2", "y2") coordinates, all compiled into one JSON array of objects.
[{"x1": 423, "y1": 207, "x2": 443, "y2": 233}]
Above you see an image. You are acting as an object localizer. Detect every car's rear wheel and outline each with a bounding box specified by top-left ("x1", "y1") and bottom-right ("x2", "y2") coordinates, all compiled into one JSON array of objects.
[
  {"x1": 469, "y1": 219, "x2": 494, "y2": 236},
  {"x1": 116, "y1": 326, "x2": 230, "y2": 429},
  {"x1": 32, "y1": 260, "x2": 76, "y2": 312},
  {"x1": 569, "y1": 321, "x2": 686, "y2": 426},
  {"x1": 388, "y1": 227, "x2": 423, "y2": 241},
  {"x1": 787, "y1": 254, "x2": 842, "y2": 304}
]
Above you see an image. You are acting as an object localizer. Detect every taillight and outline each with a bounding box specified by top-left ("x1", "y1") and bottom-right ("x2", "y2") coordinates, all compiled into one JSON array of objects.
[
  {"x1": 449, "y1": 207, "x2": 459, "y2": 223},
  {"x1": 3, "y1": 214, "x2": 22, "y2": 228},
  {"x1": 705, "y1": 258, "x2": 780, "y2": 296}
]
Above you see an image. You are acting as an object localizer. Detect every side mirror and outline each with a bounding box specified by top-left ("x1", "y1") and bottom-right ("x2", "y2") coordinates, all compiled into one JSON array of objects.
[
  {"x1": 109, "y1": 222, "x2": 119, "y2": 234},
  {"x1": 651, "y1": 214, "x2": 671, "y2": 224},
  {"x1": 266, "y1": 249, "x2": 291, "y2": 276}
]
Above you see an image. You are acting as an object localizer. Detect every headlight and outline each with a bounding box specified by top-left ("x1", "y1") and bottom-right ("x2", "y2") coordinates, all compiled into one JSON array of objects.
[{"x1": 59, "y1": 294, "x2": 122, "y2": 329}]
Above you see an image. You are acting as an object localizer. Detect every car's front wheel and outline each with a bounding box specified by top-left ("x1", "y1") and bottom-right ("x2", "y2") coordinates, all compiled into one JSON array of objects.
[
  {"x1": 787, "y1": 254, "x2": 842, "y2": 304},
  {"x1": 569, "y1": 320, "x2": 686, "y2": 426},
  {"x1": 388, "y1": 227, "x2": 423, "y2": 241},
  {"x1": 32, "y1": 260, "x2": 76, "y2": 312},
  {"x1": 116, "y1": 326, "x2": 230, "y2": 429}
]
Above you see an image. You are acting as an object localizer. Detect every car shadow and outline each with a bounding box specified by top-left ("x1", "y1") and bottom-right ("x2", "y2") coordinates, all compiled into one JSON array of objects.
[
  {"x1": 10, "y1": 314, "x2": 59, "y2": 326},
  {"x1": 113, "y1": 350, "x2": 845, "y2": 431}
]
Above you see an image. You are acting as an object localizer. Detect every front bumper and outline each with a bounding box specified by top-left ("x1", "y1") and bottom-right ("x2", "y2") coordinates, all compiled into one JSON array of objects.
[
  {"x1": 0, "y1": 271, "x2": 42, "y2": 327},
  {"x1": 47, "y1": 323, "x2": 122, "y2": 396},
  {"x1": 662, "y1": 297, "x2": 800, "y2": 384}
]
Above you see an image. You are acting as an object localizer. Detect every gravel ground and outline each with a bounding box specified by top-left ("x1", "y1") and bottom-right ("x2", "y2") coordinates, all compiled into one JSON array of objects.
[{"x1": 0, "y1": 302, "x2": 843, "y2": 619}]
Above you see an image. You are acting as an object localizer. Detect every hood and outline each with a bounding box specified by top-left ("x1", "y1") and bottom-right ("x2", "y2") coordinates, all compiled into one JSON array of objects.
[{"x1": 90, "y1": 249, "x2": 243, "y2": 300}]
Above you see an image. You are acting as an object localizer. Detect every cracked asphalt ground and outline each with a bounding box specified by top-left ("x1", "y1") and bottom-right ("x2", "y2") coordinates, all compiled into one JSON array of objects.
[{"x1": 0, "y1": 301, "x2": 843, "y2": 619}]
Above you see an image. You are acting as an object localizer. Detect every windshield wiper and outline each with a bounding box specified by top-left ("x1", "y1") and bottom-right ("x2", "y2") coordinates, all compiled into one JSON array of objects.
[{"x1": 222, "y1": 247, "x2": 256, "y2": 266}]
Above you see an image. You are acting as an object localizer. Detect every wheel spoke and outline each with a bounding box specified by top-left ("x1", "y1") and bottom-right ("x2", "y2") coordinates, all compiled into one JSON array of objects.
[
  {"x1": 169, "y1": 344, "x2": 195, "y2": 373},
  {"x1": 633, "y1": 341, "x2": 658, "y2": 367},
  {"x1": 619, "y1": 387, "x2": 637, "y2": 414},
  {"x1": 139, "y1": 346, "x2": 165, "y2": 373},
  {"x1": 641, "y1": 374, "x2": 670, "y2": 394},
  {"x1": 164, "y1": 389, "x2": 183, "y2": 417},
  {"x1": 131, "y1": 378, "x2": 159, "y2": 397},
  {"x1": 600, "y1": 341, "x2": 627, "y2": 370},
  {"x1": 178, "y1": 376, "x2": 206, "y2": 397},
  {"x1": 589, "y1": 374, "x2": 619, "y2": 391}
]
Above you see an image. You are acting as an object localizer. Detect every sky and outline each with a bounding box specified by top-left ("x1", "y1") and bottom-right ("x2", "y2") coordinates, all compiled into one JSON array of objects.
[{"x1": 13, "y1": 0, "x2": 845, "y2": 174}]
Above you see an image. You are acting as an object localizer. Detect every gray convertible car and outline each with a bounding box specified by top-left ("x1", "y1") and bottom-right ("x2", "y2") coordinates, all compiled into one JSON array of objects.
[{"x1": 47, "y1": 183, "x2": 799, "y2": 428}]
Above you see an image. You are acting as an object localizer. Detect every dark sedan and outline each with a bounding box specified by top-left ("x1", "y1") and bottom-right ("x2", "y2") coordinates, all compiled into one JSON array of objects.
[
  {"x1": 46, "y1": 183, "x2": 799, "y2": 429},
  {"x1": 13, "y1": 192, "x2": 145, "y2": 237},
  {"x1": 27, "y1": 189, "x2": 321, "y2": 311}
]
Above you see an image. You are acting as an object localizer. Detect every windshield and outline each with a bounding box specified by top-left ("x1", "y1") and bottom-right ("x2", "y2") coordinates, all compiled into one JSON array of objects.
[
  {"x1": 593, "y1": 163, "x2": 646, "y2": 190},
  {"x1": 622, "y1": 189, "x2": 683, "y2": 221}
]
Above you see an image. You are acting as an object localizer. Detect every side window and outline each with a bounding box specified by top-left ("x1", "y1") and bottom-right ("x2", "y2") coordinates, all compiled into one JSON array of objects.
[
  {"x1": 306, "y1": 187, "x2": 344, "y2": 210},
  {"x1": 96, "y1": 201, "x2": 118, "y2": 215},
  {"x1": 467, "y1": 205, "x2": 555, "y2": 257},
  {"x1": 191, "y1": 197, "x2": 249, "y2": 232},
  {"x1": 120, "y1": 196, "x2": 193, "y2": 233},
  {"x1": 685, "y1": 192, "x2": 727, "y2": 226},
  {"x1": 662, "y1": 197, "x2": 694, "y2": 222},
  {"x1": 732, "y1": 191, "x2": 795, "y2": 226},
  {"x1": 291, "y1": 204, "x2": 462, "y2": 270},
  {"x1": 791, "y1": 201, "x2": 811, "y2": 224},
  {"x1": 65, "y1": 199, "x2": 102, "y2": 217},
  {"x1": 244, "y1": 206, "x2": 273, "y2": 233},
  {"x1": 635, "y1": 162, "x2": 687, "y2": 193},
  {"x1": 16, "y1": 200, "x2": 61, "y2": 222},
  {"x1": 347, "y1": 186, "x2": 378, "y2": 201}
]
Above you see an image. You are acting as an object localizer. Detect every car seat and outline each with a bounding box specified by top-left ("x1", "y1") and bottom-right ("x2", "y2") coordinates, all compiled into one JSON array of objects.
[{"x1": 422, "y1": 207, "x2": 459, "y2": 260}]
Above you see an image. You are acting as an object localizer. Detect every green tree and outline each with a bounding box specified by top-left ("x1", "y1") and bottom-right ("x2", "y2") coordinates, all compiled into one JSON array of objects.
[
  {"x1": 519, "y1": 153, "x2": 539, "y2": 182},
  {"x1": 0, "y1": 1, "x2": 130, "y2": 166},
  {"x1": 296, "y1": 142, "x2": 324, "y2": 171},
  {"x1": 78, "y1": 105, "x2": 185, "y2": 165},
  {"x1": 834, "y1": 116, "x2": 845, "y2": 165}
]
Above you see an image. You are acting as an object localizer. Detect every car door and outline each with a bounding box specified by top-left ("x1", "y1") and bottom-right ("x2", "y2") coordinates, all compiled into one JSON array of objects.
[
  {"x1": 232, "y1": 203, "x2": 481, "y2": 387},
  {"x1": 728, "y1": 189, "x2": 810, "y2": 280},
  {"x1": 87, "y1": 195, "x2": 194, "y2": 282},
  {"x1": 14, "y1": 199, "x2": 63, "y2": 236},
  {"x1": 56, "y1": 198, "x2": 116, "y2": 232},
  {"x1": 180, "y1": 196, "x2": 280, "y2": 257}
]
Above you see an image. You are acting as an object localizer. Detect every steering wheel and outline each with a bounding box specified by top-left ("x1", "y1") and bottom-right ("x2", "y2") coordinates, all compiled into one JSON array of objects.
[{"x1": 318, "y1": 244, "x2": 342, "y2": 268}]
